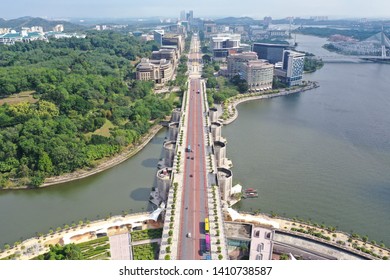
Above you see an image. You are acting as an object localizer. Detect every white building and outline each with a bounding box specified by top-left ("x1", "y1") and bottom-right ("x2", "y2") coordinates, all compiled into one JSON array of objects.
[
  {"x1": 29, "y1": 26, "x2": 44, "y2": 33},
  {"x1": 53, "y1": 24, "x2": 64, "y2": 32},
  {"x1": 0, "y1": 28, "x2": 11, "y2": 34}
]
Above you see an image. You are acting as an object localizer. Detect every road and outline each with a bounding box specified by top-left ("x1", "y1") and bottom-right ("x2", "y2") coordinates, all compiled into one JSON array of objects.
[{"x1": 177, "y1": 34, "x2": 209, "y2": 260}]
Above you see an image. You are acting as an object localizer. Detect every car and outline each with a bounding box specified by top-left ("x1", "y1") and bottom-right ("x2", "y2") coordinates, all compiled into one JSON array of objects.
[
  {"x1": 191, "y1": 157, "x2": 194, "y2": 160},
  {"x1": 197, "y1": 90, "x2": 200, "y2": 94},
  {"x1": 189, "y1": 174, "x2": 193, "y2": 177},
  {"x1": 187, "y1": 232, "x2": 191, "y2": 238}
]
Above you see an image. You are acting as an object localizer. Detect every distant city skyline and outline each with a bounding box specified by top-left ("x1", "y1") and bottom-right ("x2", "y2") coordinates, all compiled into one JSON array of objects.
[{"x1": 1, "y1": 0, "x2": 390, "y2": 20}]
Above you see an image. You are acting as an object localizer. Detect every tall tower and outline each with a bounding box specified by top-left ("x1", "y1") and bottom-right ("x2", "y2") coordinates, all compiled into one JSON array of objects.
[
  {"x1": 180, "y1": 10, "x2": 186, "y2": 21},
  {"x1": 381, "y1": 27, "x2": 387, "y2": 58}
]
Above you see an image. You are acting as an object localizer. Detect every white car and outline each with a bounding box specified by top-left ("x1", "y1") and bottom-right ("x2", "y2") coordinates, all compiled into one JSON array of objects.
[{"x1": 186, "y1": 232, "x2": 191, "y2": 238}]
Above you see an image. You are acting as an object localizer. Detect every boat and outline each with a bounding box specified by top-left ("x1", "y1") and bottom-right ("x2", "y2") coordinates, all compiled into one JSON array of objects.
[{"x1": 242, "y1": 188, "x2": 259, "y2": 198}]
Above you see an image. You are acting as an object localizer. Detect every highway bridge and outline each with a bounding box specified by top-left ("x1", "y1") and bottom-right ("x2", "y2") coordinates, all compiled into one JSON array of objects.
[{"x1": 159, "y1": 34, "x2": 228, "y2": 260}]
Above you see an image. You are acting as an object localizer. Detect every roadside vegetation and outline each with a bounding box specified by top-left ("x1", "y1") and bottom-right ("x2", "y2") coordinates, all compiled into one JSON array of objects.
[{"x1": 0, "y1": 31, "x2": 176, "y2": 188}]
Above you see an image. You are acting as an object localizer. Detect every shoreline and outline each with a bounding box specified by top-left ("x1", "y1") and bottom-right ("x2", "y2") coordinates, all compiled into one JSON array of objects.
[
  {"x1": 1, "y1": 211, "x2": 388, "y2": 260},
  {"x1": 2, "y1": 124, "x2": 164, "y2": 190},
  {"x1": 222, "y1": 81, "x2": 319, "y2": 125}
]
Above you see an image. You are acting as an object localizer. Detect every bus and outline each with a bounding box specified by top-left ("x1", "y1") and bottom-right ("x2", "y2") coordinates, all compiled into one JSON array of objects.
[
  {"x1": 205, "y1": 234, "x2": 210, "y2": 253},
  {"x1": 204, "y1": 218, "x2": 209, "y2": 233}
]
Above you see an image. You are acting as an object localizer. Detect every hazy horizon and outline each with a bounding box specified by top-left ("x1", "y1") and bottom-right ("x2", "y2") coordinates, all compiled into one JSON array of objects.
[{"x1": 1, "y1": 0, "x2": 390, "y2": 20}]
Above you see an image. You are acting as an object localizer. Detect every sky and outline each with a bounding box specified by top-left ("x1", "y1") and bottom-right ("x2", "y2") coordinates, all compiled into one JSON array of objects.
[{"x1": 1, "y1": 0, "x2": 390, "y2": 20}]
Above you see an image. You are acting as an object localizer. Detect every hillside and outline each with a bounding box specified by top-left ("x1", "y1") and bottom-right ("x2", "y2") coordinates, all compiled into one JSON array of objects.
[
  {"x1": 215, "y1": 16, "x2": 263, "y2": 25},
  {"x1": 0, "y1": 16, "x2": 85, "y2": 32}
]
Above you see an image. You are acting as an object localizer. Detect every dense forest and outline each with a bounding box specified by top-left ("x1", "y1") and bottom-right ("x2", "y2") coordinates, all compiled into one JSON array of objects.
[{"x1": 0, "y1": 31, "x2": 177, "y2": 188}]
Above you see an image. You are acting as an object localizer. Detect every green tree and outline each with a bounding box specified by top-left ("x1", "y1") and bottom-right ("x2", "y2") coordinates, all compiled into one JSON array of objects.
[{"x1": 38, "y1": 152, "x2": 53, "y2": 174}]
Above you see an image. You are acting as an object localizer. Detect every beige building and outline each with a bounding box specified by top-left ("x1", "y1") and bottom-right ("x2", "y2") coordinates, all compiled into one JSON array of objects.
[
  {"x1": 227, "y1": 52, "x2": 258, "y2": 78},
  {"x1": 136, "y1": 58, "x2": 173, "y2": 85},
  {"x1": 227, "y1": 52, "x2": 274, "y2": 91},
  {"x1": 242, "y1": 60, "x2": 274, "y2": 91}
]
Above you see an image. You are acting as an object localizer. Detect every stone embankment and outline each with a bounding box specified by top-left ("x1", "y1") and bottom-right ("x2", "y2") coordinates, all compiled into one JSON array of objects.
[{"x1": 223, "y1": 82, "x2": 319, "y2": 125}]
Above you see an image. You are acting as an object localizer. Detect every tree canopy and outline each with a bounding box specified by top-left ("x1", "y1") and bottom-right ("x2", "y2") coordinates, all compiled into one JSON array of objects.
[{"x1": 0, "y1": 31, "x2": 174, "y2": 188}]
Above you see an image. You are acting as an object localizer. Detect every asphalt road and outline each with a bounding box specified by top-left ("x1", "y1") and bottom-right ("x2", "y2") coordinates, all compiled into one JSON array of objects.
[{"x1": 178, "y1": 35, "x2": 209, "y2": 260}]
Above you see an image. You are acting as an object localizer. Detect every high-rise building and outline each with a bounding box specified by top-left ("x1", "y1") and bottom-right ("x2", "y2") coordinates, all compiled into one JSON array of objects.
[
  {"x1": 187, "y1": 10, "x2": 194, "y2": 23},
  {"x1": 282, "y1": 50, "x2": 305, "y2": 86},
  {"x1": 180, "y1": 10, "x2": 186, "y2": 21},
  {"x1": 252, "y1": 42, "x2": 290, "y2": 64},
  {"x1": 153, "y1": 30, "x2": 164, "y2": 46},
  {"x1": 263, "y1": 16, "x2": 272, "y2": 26},
  {"x1": 203, "y1": 21, "x2": 217, "y2": 38}
]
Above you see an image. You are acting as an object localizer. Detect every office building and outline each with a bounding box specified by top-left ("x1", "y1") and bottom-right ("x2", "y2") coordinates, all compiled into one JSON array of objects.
[
  {"x1": 242, "y1": 60, "x2": 274, "y2": 91},
  {"x1": 211, "y1": 33, "x2": 242, "y2": 62},
  {"x1": 180, "y1": 10, "x2": 186, "y2": 21},
  {"x1": 162, "y1": 34, "x2": 184, "y2": 54},
  {"x1": 227, "y1": 52, "x2": 274, "y2": 91},
  {"x1": 153, "y1": 30, "x2": 164, "y2": 46},
  {"x1": 203, "y1": 21, "x2": 217, "y2": 38},
  {"x1": 136, "y1": 58, "x2": 174, "y2": 85},
  {"x1": 227, "y1": 52, "x2": 258, "y2": 77},
  {"x1": 282, "y1": 50, "x2": 305, "y2": 86},
  {"x1": 151, "y1": 48, "x2": 177, "y2": 66},
  {"x1": 252, "y1": 43, "x2": 290, "y2": 64}
]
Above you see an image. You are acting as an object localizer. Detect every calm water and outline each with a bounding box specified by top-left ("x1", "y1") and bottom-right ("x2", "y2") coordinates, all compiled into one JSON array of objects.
[
  {"x1": 1, "y1": 35, "x2": 389, "y2": 247},
  {"x1": 0, "y1": 129, "x2": 167, "y2": 246},
  {"x1": 225, "y1": 35, "x2": 390, "y2": 244}
]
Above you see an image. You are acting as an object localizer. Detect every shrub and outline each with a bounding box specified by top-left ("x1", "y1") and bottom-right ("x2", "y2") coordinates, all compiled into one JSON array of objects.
[{"x1": 165, "y1": 254, "x2": 171, "y2": 260}]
